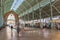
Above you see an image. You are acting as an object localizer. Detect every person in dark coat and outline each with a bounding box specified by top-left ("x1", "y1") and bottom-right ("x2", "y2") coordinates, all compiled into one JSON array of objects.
[{"x1": 11, "y1": 26, "x2": 13, "y2": 30}]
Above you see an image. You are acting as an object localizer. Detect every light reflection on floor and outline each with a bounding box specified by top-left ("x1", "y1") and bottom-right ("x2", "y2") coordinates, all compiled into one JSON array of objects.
[{"x1": 1, "y1": 27, "x2": 60, "y2": 40}]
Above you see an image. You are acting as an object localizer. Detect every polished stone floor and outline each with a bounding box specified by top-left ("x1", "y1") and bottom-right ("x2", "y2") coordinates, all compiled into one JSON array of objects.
[
  {"x1": 1, "y1": 27, "x2": 60, "y2": 40},
  {"x1": 18, "y1": 28, "x2": 60, "y2": 40}
]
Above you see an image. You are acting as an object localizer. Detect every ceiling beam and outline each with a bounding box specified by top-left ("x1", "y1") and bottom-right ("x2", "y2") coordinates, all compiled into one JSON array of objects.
[
  {"x1": 53, "y1": 5, "x2": 60, "y2": 14},
  {"x1": 20, "y1": 0, "x2": 54, "y2": 17}
]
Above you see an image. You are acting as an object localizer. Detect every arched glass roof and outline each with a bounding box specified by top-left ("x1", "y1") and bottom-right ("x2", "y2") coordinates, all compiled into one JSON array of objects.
[
  {"x1": 0, "y1": 0, "x2": 60, "y2": 21},
  {"x1": 11, "y1": 0, "x2": 24, "y2": 11}
]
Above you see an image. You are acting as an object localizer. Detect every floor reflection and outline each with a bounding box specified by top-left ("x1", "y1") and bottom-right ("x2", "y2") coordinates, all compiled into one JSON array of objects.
[
  {"x1": 18, "y1": 28, "x2": 60, "y2": 40},
  {"x1": 12, "y1": 29, "x2": 17, "y2": 40},
  {"x1": 1, "y1": 27, "x2": 60, "y2": 40}
]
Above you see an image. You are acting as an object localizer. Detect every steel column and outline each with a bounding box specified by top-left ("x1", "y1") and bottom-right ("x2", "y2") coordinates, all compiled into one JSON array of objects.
[
  {"x1": 39, "y1": 2, "x2": 42, "y2": 28},
  {"x1": 0, "y1": 0, "x2": 4, "y2": 27},
  {"x1": 26, "y1": 0, "x2": 35, "y2": 27},
  {"x1": 36, "y1": 0, "x2": 42, "y2": 28},
  {"x1": 50, "y1": 0, "x2": 53, "y2": 28}
]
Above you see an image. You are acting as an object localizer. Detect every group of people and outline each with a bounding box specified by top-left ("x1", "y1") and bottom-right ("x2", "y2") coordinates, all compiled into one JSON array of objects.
[
  {"x1": 38, "y1": 23, "x2": 60, "y2": 30},
  {"x1": 24, "y1": 23, "x2": 60, "y2": 30}
]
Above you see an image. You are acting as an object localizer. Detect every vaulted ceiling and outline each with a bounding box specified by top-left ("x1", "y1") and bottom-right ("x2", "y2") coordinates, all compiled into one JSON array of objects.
[
  {"x1": 0, "y1": 0, "x2": 14, "y2": 15},
  {"x1": 18, "y1": 0, "x2": 60, "y2": 21},
  {"x1": 0, "y1": 0, "x2": 60, "y2": 21},
  {"x1": 16, "y1": 0, "x2": 42, "y2": 14}
]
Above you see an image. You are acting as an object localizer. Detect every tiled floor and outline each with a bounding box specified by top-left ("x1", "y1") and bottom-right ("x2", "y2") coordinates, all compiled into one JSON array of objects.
[
  {"x1": 18, "y1": 29, "x2": 60, "y2": 40},
  {"x1": 0, "y1": 27, "x2": 60, "y2": 40}
]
